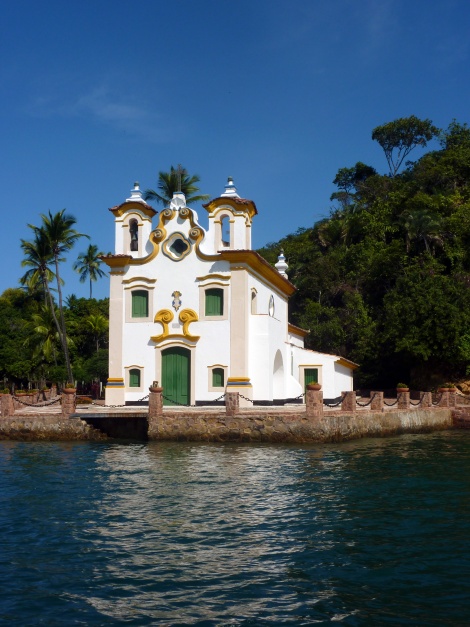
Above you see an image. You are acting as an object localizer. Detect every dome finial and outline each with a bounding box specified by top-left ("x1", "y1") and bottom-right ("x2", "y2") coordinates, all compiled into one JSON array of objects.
[
  {"x1": 275, "y1": 250, "x2": 288, "y2": 278},
  {"x1": 221, "y1": 176, "x2": 240, "y2": 198}
]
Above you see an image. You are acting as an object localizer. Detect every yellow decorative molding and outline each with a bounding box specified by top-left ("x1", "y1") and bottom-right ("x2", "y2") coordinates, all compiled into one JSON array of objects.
[
  {"x1": 203, "y1": 197, "x2": 258, "y2": 219},
  {"x1": 150, "y1": 308, "x2": 200, "y2": 344},
  {"x1": 122, "y1": 276, "x2": 157, "y2": 284},
  {"x1": 196, "y1": 273, "x2": 231, "y2": 282},
  {"x1": 100, "y1": 255, "x2": 133, "y2": 268},
  {"x1": 123, "y1": 207, "x2": 207, "y2": 267},
  {"x1": 335, "y1": 357, "x2": 359, "y2": 371},
  {"x1": 109, "y1": 201, "x2": 156, "y2": 219},
  {"x1": 288, "y1": 322, "x2": 310, "y2": 338},
  {"x1": 179, "y1": 309, "x2": 199, "y2": 341},
  {"x1": 150, "y1": 309, "x2": 174, "y2": 343},
  {"x1": 107, "y1": 378, "x2": 124, "y2": 382},
  {"x1": 219, "y1": 250, "x2": 296, "y2": 296}
]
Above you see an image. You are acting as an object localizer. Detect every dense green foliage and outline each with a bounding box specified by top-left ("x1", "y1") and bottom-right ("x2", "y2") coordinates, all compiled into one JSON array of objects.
[
  {"x1": 0, "y1": 289, "x2": 109, "y2": 389},
  {"x1": 259, "y1": 118, "x2": 470, "y2": 389}
]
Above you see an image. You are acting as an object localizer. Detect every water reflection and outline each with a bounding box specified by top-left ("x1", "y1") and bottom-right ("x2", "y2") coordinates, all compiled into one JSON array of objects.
[{"x1": 1, "y1": 433, "x2": 470, "y2": 624}]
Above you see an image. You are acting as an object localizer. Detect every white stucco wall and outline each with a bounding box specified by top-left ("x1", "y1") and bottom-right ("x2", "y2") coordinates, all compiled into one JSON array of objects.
[{"x1": 105, "y1": 187, "x2": 355, "y2": 406}]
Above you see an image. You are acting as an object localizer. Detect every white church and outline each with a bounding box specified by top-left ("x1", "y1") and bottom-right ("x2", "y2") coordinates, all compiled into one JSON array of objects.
[{"x1": 102, "y1": 178, "x2": 356, "y2": 407}]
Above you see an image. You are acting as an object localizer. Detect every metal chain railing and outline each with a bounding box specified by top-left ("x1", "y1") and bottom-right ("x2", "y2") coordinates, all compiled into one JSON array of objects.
[
  {"x1": 383, "y1": 398, "x2": 399, "y2": 407},
  {"x1": 12, "y1": 395, "x2": 62, "y2": 407},
  {"x1": 356, "y1": 393, "x2": 377, "y2": 408},
  {"x1": 238, "y1": 393, "x2": 254, "y2": 404},
  {"x1": 324, "y1": 394, "x2": 345, "y2": 408},
  {"x1": 161, "y1": 394, "x2": 199, "y2": 408},
  {"x1": 409, "y1": 394, "x2": 425, "y2": 407},
  {"x1": 89, "y1": 393, "x2": 150, "y2": 408},
  {"x1": 432, "y1": 393, "x2": 443, "y2": 406}
]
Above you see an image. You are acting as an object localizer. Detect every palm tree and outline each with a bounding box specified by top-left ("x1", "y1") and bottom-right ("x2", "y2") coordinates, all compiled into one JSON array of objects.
[
  {"x1": 28, "y1": 210, "x2": 88, "y2": 383},
  {"x1": 20, "y1": 234, "x2": 61, "y2": 304},
  {"x1": 24, "y1": 304, "x2": 63, "y2": 365},
  {"x1": 20, "y1": 233, "x2": 67, "y2": 376},
  {"x1": 400, "y1": 209, "x2": 443, "y2": 254},
  {"x1": 73, "y1": 244, "x2": 107, "y2": 298},
  {"x1": 144, "y1": 165, "x2": 210, "y2": 206},
  {"x1": 86, "y1": 313, "x2": 108, "y2": 354}
]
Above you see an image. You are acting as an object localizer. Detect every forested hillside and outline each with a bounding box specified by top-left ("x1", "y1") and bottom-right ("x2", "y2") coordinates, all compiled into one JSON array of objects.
[{"x1": 259, "y1": 118, "x2": 470, "y2": 389}]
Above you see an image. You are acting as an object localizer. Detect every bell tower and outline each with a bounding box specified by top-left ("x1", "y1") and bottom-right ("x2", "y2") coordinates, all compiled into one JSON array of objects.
[
  {"x1": 204, "y1": 177, "x2": 258, "y2": 252},
  {"x1": 109, "y1": 182, "x2": 157, "y2": 257}
]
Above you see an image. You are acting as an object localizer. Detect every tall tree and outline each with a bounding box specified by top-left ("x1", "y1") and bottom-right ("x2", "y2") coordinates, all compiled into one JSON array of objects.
[
  {"x1": 28, "y1": 210, "x2": 88, "y2": 383},
  {"x1": 73, "y1": 244, "x2": 107, "y2": 298},
  {"x1": 86, "y1": 313, "x2": 108, "y2": 354},
  {"x1": 372, "y1": 115, "x2": 439, "y2": 177},
  {"x1": 20, "y1": 233, "x2": 60, "y2": 304},
  {"x1": 144, "y1": 165, "x2": 210, "y2": 206}
]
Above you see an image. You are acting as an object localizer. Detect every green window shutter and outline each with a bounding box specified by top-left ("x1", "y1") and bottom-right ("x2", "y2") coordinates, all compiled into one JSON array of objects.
[
  {"x1": 129, "y1": 369, "x2": 141, "y2": 387},
  {"x1": 212, "y1": 368, "x2": 224, "y2": 388},
  {"x1": 205, "y1": 288, "x2": 223, "y2": 316},
  {"x1": 132, "y1": 290, "x2": 148, "y2": 318}
]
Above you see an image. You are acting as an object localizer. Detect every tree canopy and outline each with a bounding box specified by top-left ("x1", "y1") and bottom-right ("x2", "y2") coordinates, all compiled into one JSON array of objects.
[{"x1": 259, "y1": 117, "x2": 470, "y2": 389}]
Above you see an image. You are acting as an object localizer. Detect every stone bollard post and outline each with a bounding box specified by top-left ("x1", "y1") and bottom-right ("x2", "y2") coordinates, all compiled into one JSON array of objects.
[
  {"x1": 341, "y1": 391, "x2": 356, "y2": 413},
  {"x1": 225, "y1": 391, "x2": 240, "y2": 416},
  {"x1": 370, "y1": 391, "x2": 384, "y2": 412},
  {"x1": 61, "y1": 388, "x2": 77, "y2": 417},
  {"x1": 438, "y1": 390, "x2": 450, "y2": 408},
  {"x1": 449, "y1": 389, "x2": 457, "y2": 408},
  {"x1": 397, "y1": 390, "x2": 410, "y2": 410},
  {"x1": 305, "y1": 384, "x2": 323, "y2": 419},
  {"x1": 421, "y1": 392, "x2": 432, "y2": 408},
  {"x1": 1, "y1": 394, "x2": 15, "y2": 417},
  {"x1": 148, "y1": 384, "x2": 163, "y2": 419}
]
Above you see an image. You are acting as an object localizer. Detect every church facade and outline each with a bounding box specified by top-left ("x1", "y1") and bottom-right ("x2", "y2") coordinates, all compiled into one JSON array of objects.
[{"x1": 102, "y1": 178, "x2": 356, "y2": 407}]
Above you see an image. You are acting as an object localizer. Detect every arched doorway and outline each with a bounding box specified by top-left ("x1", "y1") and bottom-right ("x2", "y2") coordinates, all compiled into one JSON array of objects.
[
  {"x1": 273, "y1": 350, "x2": 285, "y2": 401},
  {"x1": 162, "y1": 346, "x2": 191, "y2": 406}
]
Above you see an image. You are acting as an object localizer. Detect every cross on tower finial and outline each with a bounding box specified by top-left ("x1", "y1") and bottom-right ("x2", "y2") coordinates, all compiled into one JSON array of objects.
[{"x1": 175, "y1": 164, "x2": 184, "y2": 193}]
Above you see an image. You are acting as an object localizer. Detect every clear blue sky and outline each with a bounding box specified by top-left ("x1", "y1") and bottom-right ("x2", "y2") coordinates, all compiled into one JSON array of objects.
[{"x1": 2, "y1": 0, "x2": 469, "y2": 300}]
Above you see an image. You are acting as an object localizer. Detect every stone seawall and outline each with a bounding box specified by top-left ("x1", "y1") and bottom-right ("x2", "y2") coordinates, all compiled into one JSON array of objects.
[
  {"x1": 0, "y1": 408, "x2": 456, "y2": 442},
  {"x1": 0, "y1": 415, "x2": 108, "y2": 441},
  {"x1": 148, "y1": 408, "x2": 453, "y2": 443}
]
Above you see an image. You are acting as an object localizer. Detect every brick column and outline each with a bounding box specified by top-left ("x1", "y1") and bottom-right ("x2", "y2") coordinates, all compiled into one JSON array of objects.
[
  {"x1": 397, "y1": 390, "x2": 410, "y2": 410},
  {"x1": 225, "y1": 392, "x2": 240, "y2": 416},
  {"x1": 421, "y1": 392, "x2": 432, "y2": 408},
  {"x1": 1, "y1": 394, "x2": 15, "y2": 417},
  {"x1": 449, "y1": 389, "x2": 457, "y2": 408},
  {"x1": 148, "y1": 385, "x2": 163, "y2": 419},
  {"x1": 305, "y1": 385, "x2": 323, "y2": 419},
  {"x1": 61, "y1": 389, "x2": 76, "y2": 417},
  {"x1": 341, "y1": 391, "x2": 356, "y2": 412},
  {"x1": 438, "y1": 390, "x2": 450, "y2": 408},
  {"x1": 370, "y1": 391, "x2": 384, "y2": 412}
]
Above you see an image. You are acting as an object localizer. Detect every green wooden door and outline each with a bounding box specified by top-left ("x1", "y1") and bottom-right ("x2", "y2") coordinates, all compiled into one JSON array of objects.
[
  {"x1": 304, "y1": 368, "x2": 318, "y2": 392},
  {"x1": 162, "y1": 347, "x2": 190, "y2": 406}
]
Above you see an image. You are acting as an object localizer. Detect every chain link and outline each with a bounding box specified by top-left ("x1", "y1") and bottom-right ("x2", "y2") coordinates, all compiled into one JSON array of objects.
[
  {"x1": 238, "y1": 393, "x2": 254, "y2": 404},
  {"x1": 356, "y1": 393, "x2": 377, "y2": 408},
  {"x1": 12, "y1": 395, "x2": 62, "y2": 407},
  {"x1": 383, "y1": 398, "x2": 399, "y2": 407},
  {"x1": 409, "y1": 394, "x2": 424, "y2": 407},
  {"x1": 161, "y1": 394, "x2": 199, "y2": 408},
  {"x1": 323, "y1": 394, "x2": 346, "y2": 408}
]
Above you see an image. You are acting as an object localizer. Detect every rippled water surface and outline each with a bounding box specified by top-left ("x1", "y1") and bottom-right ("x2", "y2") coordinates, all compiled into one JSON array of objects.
[{"x1": 1, "y1": 432, "x2": 470, "y2": 625}]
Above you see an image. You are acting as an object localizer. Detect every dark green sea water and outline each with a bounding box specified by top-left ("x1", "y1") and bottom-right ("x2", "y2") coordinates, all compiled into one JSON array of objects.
[{"x1": 1, "y1": 432, "x2": 469, "y2": 626}]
